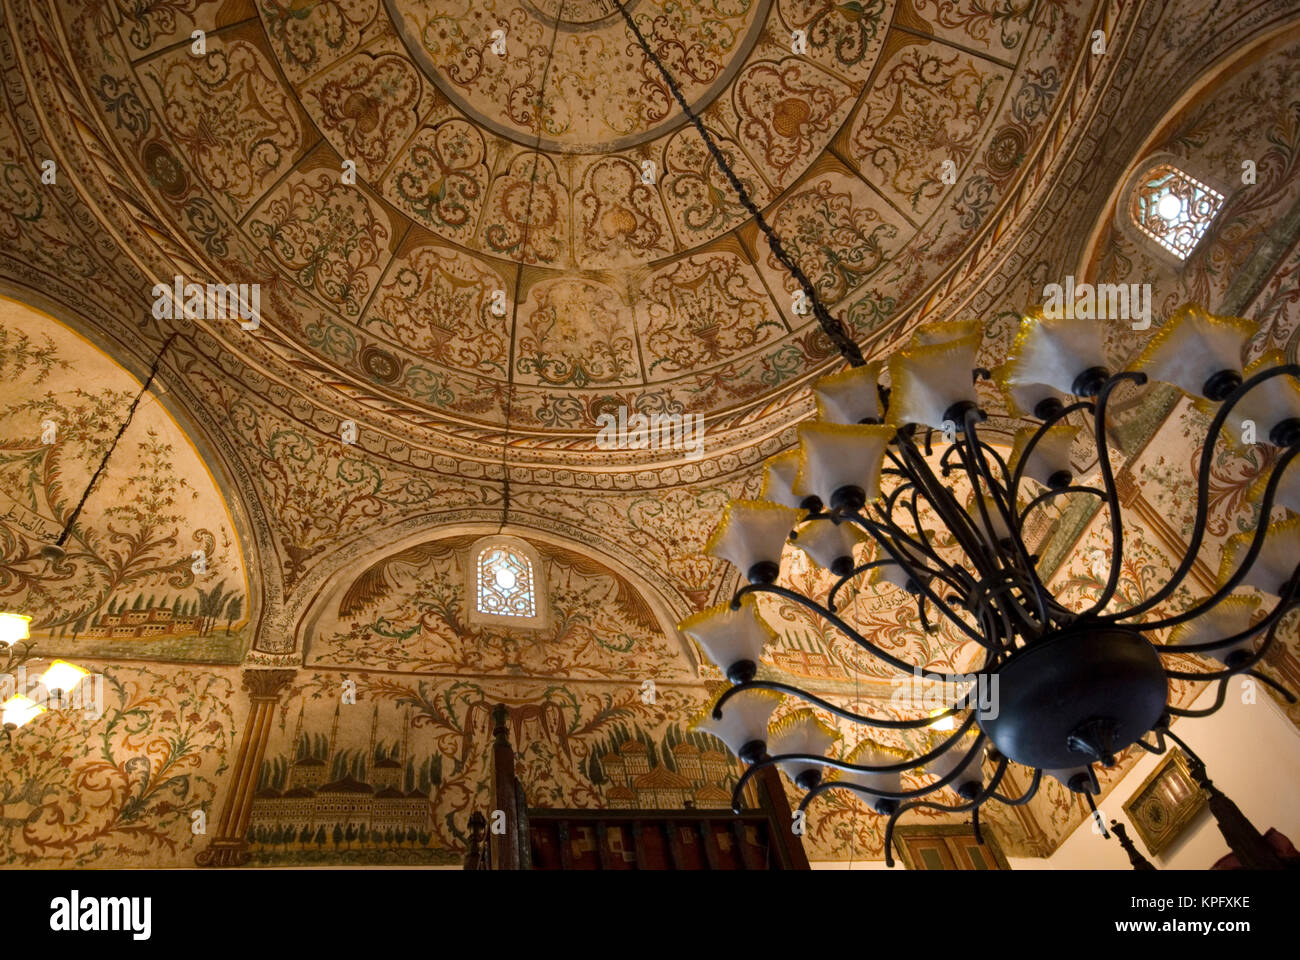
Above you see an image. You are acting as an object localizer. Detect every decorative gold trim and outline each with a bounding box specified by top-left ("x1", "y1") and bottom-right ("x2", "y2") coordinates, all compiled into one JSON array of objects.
[
  {"x1": 1166, "y1": 595, "x2": 1260, "y2": 647},
  {"x1": 1131, "y1": 303, "x2": 1253, "y2": 375},
  {"x1": 676, "y1": 594, "x2": 779, "y2": 655},
  {"x1": 1008, "y1": 424, "x2": 1080, "y2": 478},
  {"x1": 760, "y1": 449, "x2": 801, "y2": 503},
  {"x1": 768, "y1": 707, "x2": 840, "y2": 744},
  {"x1": 688, "y1": 684, "x2": 784, "y2": 733}
]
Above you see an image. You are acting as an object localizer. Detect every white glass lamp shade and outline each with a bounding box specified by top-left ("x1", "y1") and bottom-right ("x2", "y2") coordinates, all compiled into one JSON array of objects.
[
  {"x1": 814, "y1": 361, "x2": 885, "y2": 424},
  {"x1": 1219, "y1": 514, "x2": 1300, "y2": 597},
  {"x1": 761, "y1": 450, "x2": 808, "y2": 509},
  {"x1": 886, "y1": 334, "x2": 981, "y2": 430},
  {"x1": 768, "y1": 709, "x2": 839, "y2": 788},
  {"x1": 1168, "y1": 596, "x2": 1262, "y2": 666},
  {"x1": 1226, "y1": 351, "x2": 1300, "y2": 448},
  {"x1": 705, "y1": 500, "x2": 800, "y2": 583},
  {"x1": 790, "y1": 518, "x2": 868, "y2": 576},
  {"x1": 925, "y1": 736, "x2": 985, "y2": 795},
  {"x1": 1, "y1": 693, "x2": 45, "y2": 729},
  {"x1": 993, "y1": 362, "x2": 1072, "y2": 420},
  {"x1": 1132, "y1": 304, "x2": 1253, "y2": 400},
  {"x1": 678, "y1": 597, "x2": 776, "y2": 683},
  {"x1": 968, "y1": 494, "x2": 1011, "y2": 542},
  {"x1": 1002, "y1": 308, "x2": 1109, "y2": 397},
  {"x1": 908, "y1": 320, "x2": 981, "y2": 348},
  {"x1": 1009, "y1": 425, "x2": 1081, "y2": 489},
  {"x1": 833, "y1": 740, "x2": 907, "y2": 813},
  {"x1": 40, "y1": 659, "x2": 90, "y2": 694},
  {"x1": 0, "y1": 612, "x2": 32, "y2": 647},
  {"x1": 692, "y1": 688, "x2": 783, "y2": 762},
  {"x1": 793, "y1": 423, "x2": 893, "y2": 511}
]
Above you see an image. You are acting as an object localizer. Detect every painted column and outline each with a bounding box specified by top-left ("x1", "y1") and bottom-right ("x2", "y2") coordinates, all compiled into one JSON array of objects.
[{"x1": 196, "y1": 669, "x2": 295, "y2": 867}]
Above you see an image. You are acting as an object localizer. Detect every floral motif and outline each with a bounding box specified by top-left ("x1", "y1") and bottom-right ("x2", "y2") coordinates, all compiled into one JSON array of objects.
[
  {"x1": 733, "y1": 59, "x2": 852, "y2": 188},
  {"x1": 258, "y1": 0, "x2": 377, "y2": 83},
  {"x1": 638, "y1": 254, "x2": 785, "y2": 377},
  {"x1": 248, "y1": 168, "x2": 393, "y2": 317},
  {"x1": 574, "y1": 156, "x2": 674, "y2": 267},
  {"x1": 387, "y1": 120, "x2": 488, "y2": 239},
  {"x1": 0, "y1": 665, "x2": 237, "y2": 867},
  {"x1": 848, "y1": 43, "x2": 1006, "y2": 215},
  {"x1": 514, "y1": 279, "x2": 638, "y2": 386},
  {"x1": 304, "y1": 53, "x2": 424, "y2": 180},
  {"x1": 779, "y1": 0, "x2": 890, "y2": 76},
  {"x1": 144, "y1": 39, "x2": 302, "y2": 217},
  {"x1": 661, "y1": 122, "x2": 770, "y2": 240},
  {"x1": 366, "y1": 243, "x2": 509, "y2": 375},
  {"x1": 478, "y1": 152, "x2": 568, "y2": 265},
  {"x1": 766, "y1": 177, "x2": 901, "y2": 305}
]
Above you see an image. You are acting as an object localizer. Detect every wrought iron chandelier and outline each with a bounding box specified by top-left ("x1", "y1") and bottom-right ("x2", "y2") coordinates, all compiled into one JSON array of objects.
[
  {"x1": 685, "y1": 308, "x2": 1300, "y2": 865},
  {"x1": 609, "y1": 0, "x2": 1300, "y2": 868}
]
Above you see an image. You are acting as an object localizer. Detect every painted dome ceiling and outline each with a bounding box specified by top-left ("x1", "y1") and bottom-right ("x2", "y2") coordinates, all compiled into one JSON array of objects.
[{"x1": 56, "y1": 0, "x2": 1095, "y2": 460}]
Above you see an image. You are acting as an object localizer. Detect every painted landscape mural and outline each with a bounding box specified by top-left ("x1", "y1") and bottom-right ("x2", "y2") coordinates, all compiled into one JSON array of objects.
[{"x1": 0, "y1": 300, "x2": 250, "y2": 663}]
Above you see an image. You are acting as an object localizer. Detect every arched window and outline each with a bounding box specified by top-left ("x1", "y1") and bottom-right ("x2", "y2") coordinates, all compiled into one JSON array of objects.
[
  {"x1": 476, "y1": 545, "x2": 535, "y2": 618},
  {"x1": 1128, "y1": 162, "x2": 1224, "y2": 261},
  {"x1": 467, "y1": 536, "x2": 547, "y2": 628}
]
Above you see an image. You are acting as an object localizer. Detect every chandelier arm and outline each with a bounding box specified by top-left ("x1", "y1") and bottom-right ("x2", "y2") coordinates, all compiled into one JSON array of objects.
[
  {"x1": 867, "y1": 502, "x2": 968, "y2": 588},
  {"x1": 1103, "y1": 363, "x2": 1300, "y2": 623},
  {"x1": 945, "y1": 419, "x2": 1051, "y2": 633},
  {"x1": 956, "y1": 421, "x2": 1076, "y2": 632},
  {"x1": 1118, "y1": 453, "x2": 1300, "y2": 633},
  {"x1": 880, "y1": 748, "x2": 1006, "y2": 867},
  {"x1": 1165, "y1": 677, "x2": 1230, "y2": 718},
  {"x1": 711, "y1": 680, "x2": 965, "y2": 729},
  {"x1": 1077, "y1": 372, "x2": 1148, "y2": 618},
  {"x1": 836, "y1": 516, "x2": 990, "y2": 646},
  {"x1": 732, "y1": 582, "x2": 978, "y2": 678},
  {"x1": 1162, "y1": 584, "x2": 1296, "y2": 681},
  {"x1": 837, "y1": 509, "x2": 970, "y2": 597},
  {"x1": 1007, "y1": 400, "x2": 1095, "y2": 496},
  {"x1": 991, "y1": 766, "x2": 1043, "y2": 805},
  {"x1": 966, "y1": 571, "x2": 1047, "y2": 640},
  {"x1": 786, "y1": 729, "x2": 988, "y2": 812},
  {"x1": 1017, "y1": 484, "x2": 1106, "y2": 526},
  {"x1": 827, "y1": 559, "x2": 897, "y2": 612},
  {"x1": 868, "y1": 504, "x2": 950, "y2": 574},
  {"x1": 905, "y1": 487, "x2": 944, "y2": 557},
  {"x1": 896, "y1": 432, "x2": 999, "y2": 571},
  {"x1": 1148, "y1": 593, "x2": 1293, "y2": 652},
  {"x1": 1244, "y1": 669, "x2": 1298, "y2": 703}
]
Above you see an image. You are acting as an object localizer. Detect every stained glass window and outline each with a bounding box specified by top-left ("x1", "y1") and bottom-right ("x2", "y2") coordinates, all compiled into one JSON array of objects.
[
  {"x1": 1129, "y1": 163, "x2": 1224, "y2": 260},
  {"x1": 476, "y1": 546, "x2": 536, "y2": 618}
]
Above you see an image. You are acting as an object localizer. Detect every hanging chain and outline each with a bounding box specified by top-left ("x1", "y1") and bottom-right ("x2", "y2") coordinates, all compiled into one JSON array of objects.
[
  {"x1": 53, "y1": 333, "x2": 178, "y2": 548},
  {"x1": 614, "y1": 3, "x2": 865, "y2": 367}
]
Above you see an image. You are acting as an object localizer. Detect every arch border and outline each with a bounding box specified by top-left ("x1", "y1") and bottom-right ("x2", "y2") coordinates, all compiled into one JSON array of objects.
[{"x1": 296, "y1": 519, "x2": 702, "y2": 675}]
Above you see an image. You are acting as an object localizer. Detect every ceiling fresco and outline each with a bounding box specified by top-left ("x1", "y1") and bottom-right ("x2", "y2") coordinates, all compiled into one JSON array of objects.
[
  {"x1": 0, "y1": 0, "x2": 1298, "y2": 869},
  {"x1": 67, "y1": 0, "x2": 1099, "y2": 448}
]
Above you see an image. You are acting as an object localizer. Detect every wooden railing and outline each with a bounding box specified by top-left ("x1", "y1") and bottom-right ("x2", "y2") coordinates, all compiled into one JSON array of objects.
[{"x1": 470, "y1": 704, "x2": 809, "y2": 870}]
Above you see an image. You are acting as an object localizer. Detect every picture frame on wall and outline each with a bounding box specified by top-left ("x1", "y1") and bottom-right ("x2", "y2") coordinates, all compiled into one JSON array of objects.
[
  {"x1": 1122, "y1": 749, "x2": 1208, "y2": 857},
  {"x1": 894, "y1": 823, "x2": 1010, "y2": 870}
]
